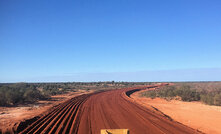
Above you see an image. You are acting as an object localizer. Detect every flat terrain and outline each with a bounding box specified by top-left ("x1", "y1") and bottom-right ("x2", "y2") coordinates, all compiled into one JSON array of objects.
[
  {"x1": 16, "y1": 85, "x2": 199, "y2": 134},
  {"x1": 131, "y1": 89, "x2": 221, "y2": 134}
]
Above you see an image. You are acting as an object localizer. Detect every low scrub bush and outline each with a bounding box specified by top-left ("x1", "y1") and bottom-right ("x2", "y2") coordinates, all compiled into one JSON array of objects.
[
  {"x1": 142, "y1": 85, "x2": 221, "y2": 106},
  {"x1": 0, "y1": 84, "x2": 49, "y2": 106},
  {"x1": 200, "y1": 93, "x2": 221, "y2": 106},
  {"x1": 141, "y1": 85, "x2": 200, "y2": 102}
]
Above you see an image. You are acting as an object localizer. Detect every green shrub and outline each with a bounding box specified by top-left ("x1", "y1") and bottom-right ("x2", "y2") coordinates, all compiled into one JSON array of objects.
[
  {"x1": 214, "y1": 94, "x2": 221, "y2": 106},
  {"x1": 200, "y1": 94, "x2": 214, "y2": 105},
  {"x1": 142, "y1": 91, "x2": 157, "y2": 99},
  {"x1": 142, "y1": 85, "x2": 200, "y2": 102},
  {"x1": 0, "y1": 84, "x2": 49, "y2": 106}
]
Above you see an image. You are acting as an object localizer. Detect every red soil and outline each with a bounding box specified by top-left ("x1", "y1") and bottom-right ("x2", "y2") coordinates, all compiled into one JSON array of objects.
[
  {"x1": 131, "y1": 89, "x2": 221, "y2": 134},
  {"x1": 15, "y1": 85, "x2": 200, "y2": 134}
]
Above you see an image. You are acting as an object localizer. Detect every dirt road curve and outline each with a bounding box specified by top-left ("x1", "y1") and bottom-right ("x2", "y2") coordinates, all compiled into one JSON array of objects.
[{"x1": 17, "y1": 86, "x2": 200, "y2": 134}]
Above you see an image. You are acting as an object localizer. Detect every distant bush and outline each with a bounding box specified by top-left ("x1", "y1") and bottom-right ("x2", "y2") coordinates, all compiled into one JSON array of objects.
[
  {"x1": 200, "y1": 92, "x2": 221, "y2": 106},
  {"x1": 142, "y1": 85, "x2": 200, "y2": 102},
  {"x1": 214, "y1": 93, "x2": 221, "y2": 106},
  {"x1": 0, "y1": 83, "x2": 70, "y2": 106},
  {"x1": 0, "y1": 84, "x2": 49, "y2": 106},
  {"x1": 23, "y1": 89, "x2": 46, "y2": 102},
  {"x1": 142, "y1": 85, "x2": 221, "y2": 106}
]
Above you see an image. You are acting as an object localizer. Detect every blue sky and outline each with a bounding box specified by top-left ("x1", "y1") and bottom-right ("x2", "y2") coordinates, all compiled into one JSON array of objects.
[{"x1": 0, "y1": 0, "x2": 221, "y2": 82}]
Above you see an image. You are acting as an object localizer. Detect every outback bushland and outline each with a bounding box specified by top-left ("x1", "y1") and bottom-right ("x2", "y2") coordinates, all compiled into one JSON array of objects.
[
  {"x1": 141, "y1": 82, "x2": 221, "y2": 106},
  {"x1": 0, "y1": 82, "x2": 151, "y2": 106}
]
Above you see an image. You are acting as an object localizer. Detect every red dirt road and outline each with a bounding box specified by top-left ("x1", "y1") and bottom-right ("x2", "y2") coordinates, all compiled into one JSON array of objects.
[{"x1": 17, "y1": 86, "x2": 200, "y2": 134}]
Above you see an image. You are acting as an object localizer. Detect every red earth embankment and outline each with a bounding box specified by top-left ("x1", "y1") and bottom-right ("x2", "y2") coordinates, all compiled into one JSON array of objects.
[{"x1": 131, "y1": 89, "x2": 221, "y2": 134}]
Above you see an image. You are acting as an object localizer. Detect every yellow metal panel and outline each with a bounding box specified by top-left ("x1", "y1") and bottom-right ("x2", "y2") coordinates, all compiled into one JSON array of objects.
[{"x1": 101, "y1": 129, "x2": 129, "y2": 134}]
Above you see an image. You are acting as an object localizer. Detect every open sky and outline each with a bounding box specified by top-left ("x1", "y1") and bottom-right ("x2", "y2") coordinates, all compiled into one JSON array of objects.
[{"x1": 0, "y1": 0, "x2": 221, "y2": 82}]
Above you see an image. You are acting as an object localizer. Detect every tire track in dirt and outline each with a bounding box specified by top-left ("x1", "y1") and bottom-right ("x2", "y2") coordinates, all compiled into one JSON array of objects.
[{"x1": 17, "y1": 94, "x2": 91, "y2": 134}]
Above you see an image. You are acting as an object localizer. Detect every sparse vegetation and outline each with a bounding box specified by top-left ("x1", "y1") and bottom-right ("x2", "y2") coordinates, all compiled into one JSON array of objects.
[
  {"x1": 141, "y1": 82, "x2": 221, "y2": 106},
  {"x1": 0, "y1": 82, "x2": 152, "y2": 106},
  {"x1": 141, "y1": 85, "x2": 200, "y2": 101}
]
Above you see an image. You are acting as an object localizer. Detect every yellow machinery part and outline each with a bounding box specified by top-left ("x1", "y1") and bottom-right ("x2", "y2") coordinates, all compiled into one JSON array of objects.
[{"x1": 101, "y1": 129, "x2": 129, "y2": 134}]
